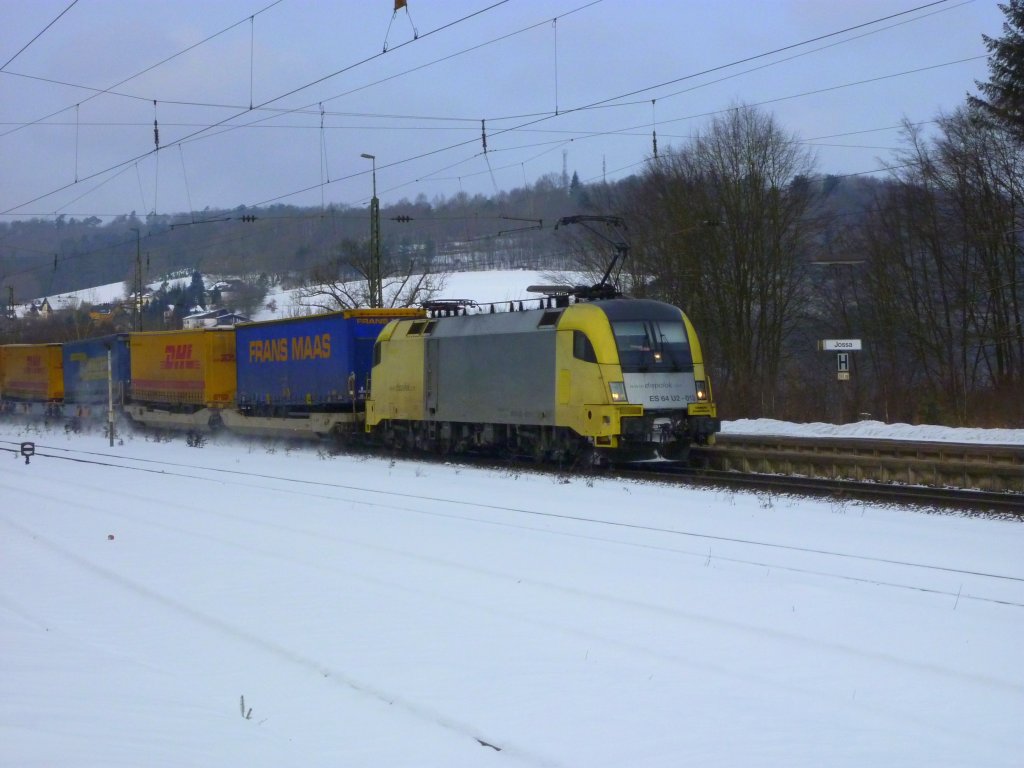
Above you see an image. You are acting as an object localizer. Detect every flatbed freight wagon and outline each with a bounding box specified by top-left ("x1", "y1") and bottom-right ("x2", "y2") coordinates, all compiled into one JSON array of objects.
[
  {"x1": 124, "y1": 328, "x2": 236, "y2": 431},
  {"x1": 222, "y1": 308, "x2": 424, "y2": 438}
]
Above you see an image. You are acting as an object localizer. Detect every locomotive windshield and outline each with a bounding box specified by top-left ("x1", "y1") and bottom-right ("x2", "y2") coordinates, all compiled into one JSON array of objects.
[{"x1": 612, "y1": 319, "x2": 693, "y2": 372}]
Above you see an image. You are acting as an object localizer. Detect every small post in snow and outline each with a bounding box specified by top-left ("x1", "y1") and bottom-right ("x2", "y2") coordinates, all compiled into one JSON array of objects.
[{"x1": 107, "y1": 346, "x2": 115, "y2": 447}]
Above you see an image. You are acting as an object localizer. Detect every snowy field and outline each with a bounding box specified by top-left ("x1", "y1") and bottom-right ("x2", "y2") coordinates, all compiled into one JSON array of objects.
[{"x1": 1, "y1": 420, "x2": 1022, "y2": 767}]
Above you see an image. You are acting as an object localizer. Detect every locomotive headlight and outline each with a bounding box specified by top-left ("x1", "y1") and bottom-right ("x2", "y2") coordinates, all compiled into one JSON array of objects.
[
  {"x1": 609, "y1": 381, "x2": 627, "y2": 402},
  {"x1": 695, "y1": 380, "x2": 707, "y2": 401}
]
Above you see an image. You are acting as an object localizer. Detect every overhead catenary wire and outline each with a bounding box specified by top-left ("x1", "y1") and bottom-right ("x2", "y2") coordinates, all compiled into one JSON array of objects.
[
  {"x1": 164, "y1": 1, "x2": 605, "y2": 156},
  {"x1": 0, "y1": 0, "x2": 987, "y2": 268},
  {"x1": 0, "y1": 0, "x2": 964, "y2": 138},
  {"x1": 651, "y1": 100, "x2": 657, "y2": 159},
  {"x1": 0, "y1": 0, "x2": 966, "y2": 217},
  {"x1": 552, "y1": 17, "x2": 559, "y2": 116},
  {"x1": 1, "y1": 1, "x2": 514, "y2": 217},
  {"x1": 249, "y1": 15, "x2": 255, "y2": 111},
  {"x1": 178, "y1": 145, "x2": 195, "y2": 224},
  {"x1": 0, "y1": 117, "x2": 937, "y2": 143},
  {"x1": 152, "y1": 101, "x2": 160, "y2": 216},
  {"x1": 134, "y1": 162, "x2": 148, "y2": 215},
  {"x1": 0, "y1": 0, "x2": 80, "y2": 72},
  {"x1": 240, "y1": 2, "x2": 979, "y2": 209},
  {"x1": 376, "y1": 52, "x2": 976, "y2": 199},
  {"x1": 0, "y1": 0, "x2": 286, "y2": 141}
]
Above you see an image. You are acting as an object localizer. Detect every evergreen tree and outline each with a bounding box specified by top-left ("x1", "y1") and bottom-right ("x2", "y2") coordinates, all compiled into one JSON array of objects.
[
  {"x1": 189, "y1": 270, "x2": 206, "y2": 309},
  {"x1": 970, "y1": 0, "x2": 1024, "y2": 139}
]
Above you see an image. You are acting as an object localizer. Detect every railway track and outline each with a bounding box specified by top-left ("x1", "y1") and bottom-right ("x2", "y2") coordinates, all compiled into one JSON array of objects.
[
  {"x1": 4, "y1": 425, "x2": 1023, "y2": 516},
  {"x1": 623, "y1": 463, "x2": 1024, "y2": 517},
  {"x1": 636, "y1": 432, "x2": 1024, "y2": 517},
  {"x1": 372, "y1": 437, "x2": 1024, "y2": 517}
]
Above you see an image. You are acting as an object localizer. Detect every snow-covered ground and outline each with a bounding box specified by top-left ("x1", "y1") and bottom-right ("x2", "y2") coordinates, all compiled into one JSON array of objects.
[
  {"x1": 725, "y1": 418, "x2": 1024, "y2": 446},
  {"x1": 1, "y1": 419, "x2": 1021, "y2": 767},
  {"x1": 19, "y1": 280, "x2": 128, "y2": 315}
]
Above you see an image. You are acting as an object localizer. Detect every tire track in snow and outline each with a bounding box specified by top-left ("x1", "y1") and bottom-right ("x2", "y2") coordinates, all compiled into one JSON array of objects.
[
  {"x1": 6, "y1": 454, "x2": 1023, "y2": 753},
  {"x1": 6, "y1": 447, "x2": 1019, "y2": 610},
  {"x1": 14, "y1": 441, "x2": 1024, "y2": 584},
  {"x1": 0, "y1": 510, "x2": 562, "y2": 768},
  {"x1": 7, "y1": 472, "x2": 1022, "y2": 707},
  {"x1": 5, "y1": 465, "x2": 1022, "y2": 693},
  {"x1": 4, "y1": 486, "x2": 1013, "y2": 754}
]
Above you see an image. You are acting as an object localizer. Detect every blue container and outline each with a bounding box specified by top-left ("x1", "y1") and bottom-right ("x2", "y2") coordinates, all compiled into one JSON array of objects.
[
  {"x1": 62, "y1": 334, "x2": 131, "y2": 406},
  {"x1": 234, "y1": 309, "x2": 422, "y2": 411}
]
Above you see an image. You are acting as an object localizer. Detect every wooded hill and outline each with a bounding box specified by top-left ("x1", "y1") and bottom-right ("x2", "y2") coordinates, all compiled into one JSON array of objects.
[{"x1": 0, "y1": 172, "x2": 590, "y2": 304}]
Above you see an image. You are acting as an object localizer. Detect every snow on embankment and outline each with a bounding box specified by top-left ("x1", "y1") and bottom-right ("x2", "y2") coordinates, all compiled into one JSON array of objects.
[{"x1": 724, "y1": 418, "x2": 1024, "y2": 446}]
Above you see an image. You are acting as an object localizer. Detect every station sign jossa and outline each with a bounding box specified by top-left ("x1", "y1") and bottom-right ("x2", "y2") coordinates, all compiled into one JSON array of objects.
[{"x1": 819, "y1": 339, "x2": 862, "y2": 351}]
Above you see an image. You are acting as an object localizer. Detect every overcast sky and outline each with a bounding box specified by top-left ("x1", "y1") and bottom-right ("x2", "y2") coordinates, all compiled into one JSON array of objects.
[{"x1": 0, "y1": 0, "x2": 1007, "y2": 221}]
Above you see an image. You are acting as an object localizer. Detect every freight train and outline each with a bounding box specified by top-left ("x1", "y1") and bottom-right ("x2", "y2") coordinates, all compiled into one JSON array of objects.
[{"x1": 0, "y1": 292, "x2": 720, "y2": 462}]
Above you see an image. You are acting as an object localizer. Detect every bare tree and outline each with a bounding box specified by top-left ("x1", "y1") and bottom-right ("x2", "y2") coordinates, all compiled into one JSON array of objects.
[
  {"x1": 297, "y1": 238, "x2": 447, "y2": 312},
  {"x1": 622, "y1": 105, "x2": 819, "y2": 417},
  {"x1": 859, "y1": 112, "x2": 1023, "y2": 424}
]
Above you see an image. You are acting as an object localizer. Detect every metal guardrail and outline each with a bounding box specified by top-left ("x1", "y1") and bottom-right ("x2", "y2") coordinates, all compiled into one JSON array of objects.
[{"x1": 692, "y1": 434, "x2": 1024, "y2": 494}]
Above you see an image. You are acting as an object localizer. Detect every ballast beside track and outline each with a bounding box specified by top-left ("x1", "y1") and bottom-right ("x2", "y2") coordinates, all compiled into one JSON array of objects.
[
  {"x1": 624, "y1": 463, "x2": 1024, "y2": 517},
  {"x1": 691, "y1": 434, "x2": 1024, "y2": 494}
]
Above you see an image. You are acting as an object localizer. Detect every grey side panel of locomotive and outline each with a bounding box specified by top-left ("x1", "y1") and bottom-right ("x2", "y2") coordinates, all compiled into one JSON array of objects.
[{"x1": 424, "y1": 310, "x2": 557, "y2": 425}]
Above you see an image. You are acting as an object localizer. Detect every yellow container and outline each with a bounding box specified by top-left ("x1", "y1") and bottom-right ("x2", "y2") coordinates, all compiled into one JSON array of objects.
[
  {"x1": 0, "y1": 344, "x2": 63, "y2": 401},
  {"x1": 129, "y1": 329, "x2": 236, "y2": 407}
]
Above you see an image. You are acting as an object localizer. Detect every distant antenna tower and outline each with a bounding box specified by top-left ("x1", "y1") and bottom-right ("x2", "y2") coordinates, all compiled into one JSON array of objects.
[
  {"x1": 602, "y1": 155, "x2": 606, "y2": 184},
  {"x1": 562, "y1": 149, "x2": 569, "y2": 191}
]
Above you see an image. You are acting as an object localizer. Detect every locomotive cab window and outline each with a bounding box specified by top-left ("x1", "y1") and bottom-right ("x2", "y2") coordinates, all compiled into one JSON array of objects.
[
  {"x1": 373, "y1": 340, "x2": 382, "y2": 366},
  {"x1": 612, "y1": 320, "x2": 693, "y2": 372},
  {"x1": 572, "y1": 330, "x2": 598, "y2": 363},
  {"x1": 406, "y1": 321, "x2": 426, "y2": 336}
]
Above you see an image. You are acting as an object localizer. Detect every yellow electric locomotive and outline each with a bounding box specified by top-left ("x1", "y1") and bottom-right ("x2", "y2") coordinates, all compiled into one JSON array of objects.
[{"x1": 366, "y1": 294, "x2": 719, "y2": 462}]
